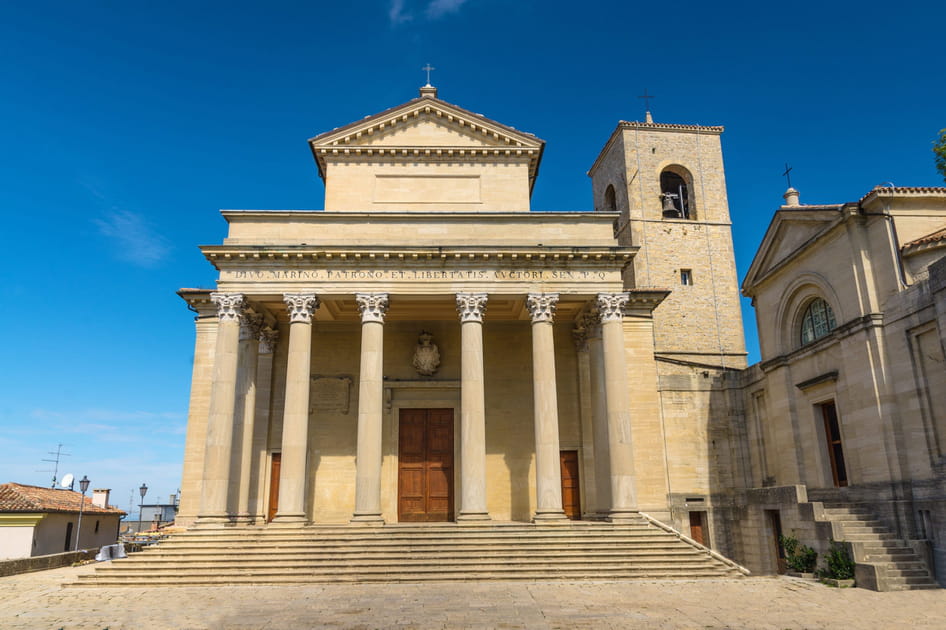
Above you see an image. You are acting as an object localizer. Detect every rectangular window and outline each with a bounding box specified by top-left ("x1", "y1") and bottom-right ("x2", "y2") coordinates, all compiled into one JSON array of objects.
[
  {"x1": 819, "y1": 401, "x2": 848, "y2": 487},
  {"x1": 681, "y1": 269, "x2": 692, "y2": 285}
]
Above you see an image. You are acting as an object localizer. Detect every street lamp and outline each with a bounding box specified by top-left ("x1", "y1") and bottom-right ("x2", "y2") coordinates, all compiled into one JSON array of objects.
[
  {"x1": 138, "y1": 483, "x2": 148, "y2": 533},
  {"x1": 74, "y1": 475, "x2": 90, "y2": 552}
]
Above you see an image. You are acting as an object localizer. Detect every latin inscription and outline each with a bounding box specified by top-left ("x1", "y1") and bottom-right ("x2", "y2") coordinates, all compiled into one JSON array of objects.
[{"x1": 225, "y1": 269, "x2": 609, "y2": 281}]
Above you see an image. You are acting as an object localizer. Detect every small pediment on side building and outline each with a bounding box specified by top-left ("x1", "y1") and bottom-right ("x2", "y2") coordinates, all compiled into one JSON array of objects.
[{"x1": 743, "y1": 208, "x2": 841, "y2": 294}]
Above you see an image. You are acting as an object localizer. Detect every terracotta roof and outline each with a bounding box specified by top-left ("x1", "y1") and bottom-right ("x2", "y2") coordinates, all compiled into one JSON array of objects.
[
  {"x1": 0, "y1": 483, "x2": 125, "y2": 515},
  {"x1": 903, "y1": 226, "x2": 946, "y2": 251},
  {"x1": 859, "y1": 186, "x2": 946, "y2": 203}
]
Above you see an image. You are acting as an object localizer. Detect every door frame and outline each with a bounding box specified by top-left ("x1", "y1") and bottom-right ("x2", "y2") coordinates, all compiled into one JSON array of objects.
[
  {"x1": 397, "y1": 407, "x2": 456, "y2": 522},
  {"x1": 387, "y1": 391, "x2": 460, "y2": 523}
]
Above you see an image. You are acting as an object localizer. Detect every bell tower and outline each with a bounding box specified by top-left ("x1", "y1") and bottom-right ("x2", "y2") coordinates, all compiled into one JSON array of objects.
[{"x1": 588, "y1": 117, "x2": 746, "y2": 368}]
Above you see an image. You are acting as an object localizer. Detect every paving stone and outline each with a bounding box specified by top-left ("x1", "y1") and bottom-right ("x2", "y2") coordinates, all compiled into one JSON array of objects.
[{"x1": 1, "y1": 565, "x2": 945, "y2": 629}]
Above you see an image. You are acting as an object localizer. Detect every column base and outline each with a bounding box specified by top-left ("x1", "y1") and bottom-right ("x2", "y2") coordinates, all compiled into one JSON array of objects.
[
  {"x1": 605, "y1": 509, "x2": 641, "y2": 524},
  {"x1": 270, "y1": 513, "x2": 307, "y2": 527},
  {"x1": 232, "y1": 513, "x2": 254, "y2": 525},
  {"x1": 350, "y1": 513, "x2": 385, "y2": 526},
  {"x1": 532, "y1": 510, "x2": 569, "y2": 523},
  {"x1": 456, "y1": 511, "x2": 491, "y2": 522},
  {"x1": 193, "y1": 514, "x2": 234, "y2": 529}
]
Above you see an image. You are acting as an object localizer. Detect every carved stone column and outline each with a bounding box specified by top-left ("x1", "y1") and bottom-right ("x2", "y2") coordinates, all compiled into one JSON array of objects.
[
  {"x1": 526, "y1": 293, "x2": 567, "y2": 521},
  {"x1": 597, "y1": 293, "x2": 638, "y2": 520},
  {"x1": 351, "y1": 293, "x2": 389, "y2": 524},
  {"x1": 248, "y1": 326, "x2": 278, "y2": 521},
  {"x1": 586, "y1": 320, "x2": 612, "y2": 516},
  {"x1": 197, "y1": 292, "x2": 246, "y2": 524},
  {"x1": 572, "y1": 314, "x2": 599, "y2": 518},
  {"x1": 232, "y1": 313, "x2": 263, "y2": 523},
  {"x1": 273, "y1": 294, "x2": 319, "y2": 524},
  {"x1": 456, "y1": 293, "x2": 490, "y2": 521}
]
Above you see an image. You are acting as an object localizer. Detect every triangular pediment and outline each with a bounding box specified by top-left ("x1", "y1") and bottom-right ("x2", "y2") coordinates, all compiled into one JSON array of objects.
[
  {"x1": 742, "y1": 207, "x2": 842, "y2": 295},
  {"x1": 310, "y1": 96, "x2": 544, "y2": 151},
  {"x1": 308, "y1": 94, "x2": 546, "y2": 197}
]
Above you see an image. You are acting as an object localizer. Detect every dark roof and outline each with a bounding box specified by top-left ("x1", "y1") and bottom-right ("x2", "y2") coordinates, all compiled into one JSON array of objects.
[{"x1": 0, "y1": 483, "x2": 125, "y2": 515}]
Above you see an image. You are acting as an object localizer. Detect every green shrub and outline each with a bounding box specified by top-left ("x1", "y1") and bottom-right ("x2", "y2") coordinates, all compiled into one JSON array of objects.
[
  {"x1": 818, "y1": 541, "x2": 855, "y2": 580},
  {"x1": 779, "y1": 533, "x2": 818, "y2": 573}
]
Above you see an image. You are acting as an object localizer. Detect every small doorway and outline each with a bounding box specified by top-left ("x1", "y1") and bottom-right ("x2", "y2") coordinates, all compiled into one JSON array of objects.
[
  {"x1": 398, "y1": 408, "x2": 454, "y2": 522},
  {"x1": 819, "y1": 401, "x2": 848, "y2": 487},
  {"x1": 560, "y1": 450, "x2": 581, "y2": 520},
  {"x1": 64, "y1": 522, "x2": 73, "y2": 552},
  {"x1": 689, "y1": 511, "x2": 707, "y2": 546},
  {"x1": 267, "y1": 452, "x2": 281, "y2": 523},
  {"x1": 766, "y1": 509, "x2": 787, "y2": 574}
]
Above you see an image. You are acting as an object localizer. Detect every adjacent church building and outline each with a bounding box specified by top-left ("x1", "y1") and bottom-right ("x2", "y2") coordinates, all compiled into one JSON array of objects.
[{"x1": 174, "y1": 84, "x2": 946, "y2": 587}]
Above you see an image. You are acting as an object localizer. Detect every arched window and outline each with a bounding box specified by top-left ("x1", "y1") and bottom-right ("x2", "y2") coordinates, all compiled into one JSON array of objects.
[
  {"x1": 603, "y1": 184, "x2": 616, "y2": 213},
  {"x1": 660, "y1": 168, "x2": 692, "y2": 219},
  {"x1": 800, "y1": 298, "x2": 837, "y2": 345}
]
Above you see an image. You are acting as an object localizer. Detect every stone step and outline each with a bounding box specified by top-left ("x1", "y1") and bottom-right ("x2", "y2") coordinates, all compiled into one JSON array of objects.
[
  {"x1": 80, "y1": 520, "x2": 743, "y2": 587},
  {"x1": 119, "y1": 546, "x2": 704, "y2": 561},
  {"x1": 840, "y1": 533, "x2": 897, "y2": 542},
  {"x1": 142, "y1": 537, "x2": 685, "y2": 552},
  {"x1": 89, "y1": 558, "x2": 726, "y2": 577},
  {"x1": 73, "y1": 568, "x2": 737, "y2": 587},
  {"x1": 97, "y1": 552, "x2": 716, "y2": 570}
]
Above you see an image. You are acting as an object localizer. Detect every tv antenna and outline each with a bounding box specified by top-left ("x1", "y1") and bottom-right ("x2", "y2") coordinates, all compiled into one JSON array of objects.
[{"x1": 38, "y1": 443, "x2": 71, "y2": 488}]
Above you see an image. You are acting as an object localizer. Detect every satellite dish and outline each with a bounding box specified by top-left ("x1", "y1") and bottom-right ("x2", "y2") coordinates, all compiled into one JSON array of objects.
[{"x1": 60, "y1": 473, "x2": 74, "y2": 489}]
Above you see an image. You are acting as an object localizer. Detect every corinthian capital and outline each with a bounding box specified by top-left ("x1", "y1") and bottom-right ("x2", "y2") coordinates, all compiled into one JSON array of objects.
[
  {"x1": 258, "y1": 327, "x2": 279, "y2": 354},
  {"x1": 526, "y1": 293, "x2": 559, "y2": 324},
  {"x1": 456, "y1": 293, "x2": 488, "y2": 323},
  {"x1": 356, "y1": 293, "x2": 389, "y2": 324},
  {"x1": 283, "y1": 294, "x2": 320, "y2": 324},
  {"x1": 210, "y1": 293, "x2": 246, "y2": 323},
  {"x1": 596, "y1": 293, "x2": 630, "y2": 323},
  {"x1": 239, "y1": 313, "x2": 264, "y2": 341}
]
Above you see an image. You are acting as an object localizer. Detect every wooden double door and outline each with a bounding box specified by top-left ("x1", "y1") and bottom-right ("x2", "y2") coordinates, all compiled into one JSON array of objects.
[{"x1": 398, "y1": 408, "x2": 454, "y2": 522}]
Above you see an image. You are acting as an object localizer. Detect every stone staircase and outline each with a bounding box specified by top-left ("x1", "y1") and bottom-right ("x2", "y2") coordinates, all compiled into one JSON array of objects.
[
  {"x1": 819, "y1": 504, "x2": 939, "y2": 591},
  {"x1": 72, "y1": 519, "x2": 747, "y2": 587}
]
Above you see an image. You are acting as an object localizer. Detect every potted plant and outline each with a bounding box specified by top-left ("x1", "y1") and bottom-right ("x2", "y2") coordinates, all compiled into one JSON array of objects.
[
  {"x1": 779, "y1": 533, "x2": 818, "y2": 578},
  {"x1": 817, "y1": 541, "x2": 856, "y2": 587}
]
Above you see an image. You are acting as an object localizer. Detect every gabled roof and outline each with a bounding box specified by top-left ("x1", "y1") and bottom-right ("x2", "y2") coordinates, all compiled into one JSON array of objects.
[
  {"x1": 0, "y1": 483, "x2": 125, "y2": 515},
  {"x1": 308, "y1": 93, "x2": 545, "y2": 192},
  {"x1": 741, "y1": 205, "x2": 844, "y2": 296}
]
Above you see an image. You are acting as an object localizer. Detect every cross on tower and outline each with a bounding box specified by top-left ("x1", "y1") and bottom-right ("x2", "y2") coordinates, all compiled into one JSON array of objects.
[
  {"x1": 422, "y1": 63, "x2": 435, "y2": 86},
  {"x1": 638, "y1": 88, "x2": 655, "y2": 112},
  {"x1": 782, "y1": 163, "x2": 793, "y2": 189}
]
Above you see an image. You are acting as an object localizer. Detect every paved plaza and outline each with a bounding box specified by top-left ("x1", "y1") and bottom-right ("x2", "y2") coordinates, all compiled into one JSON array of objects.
[{"x1": 1, "y1": 564, "x2": 944, "y2": 629}]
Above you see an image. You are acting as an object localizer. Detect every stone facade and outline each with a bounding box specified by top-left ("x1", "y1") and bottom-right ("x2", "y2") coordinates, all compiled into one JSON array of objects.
[{"x1": 175, "y1": 85, "x2": 946, "y2": 586}]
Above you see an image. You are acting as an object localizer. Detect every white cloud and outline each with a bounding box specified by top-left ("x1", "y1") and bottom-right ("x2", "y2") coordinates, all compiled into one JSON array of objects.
[
  {"x1": 388, "y1": 0, "x2": 470, "y2": 25},
  {"x1": 389, "y1": 0, "x2": 412, "y2": 24},
  {"x1": 426, "y1": 0, "x2": 469, "y2": 19},
  {"x1": 94, "y1": 209, "x2": 171, "y2": 268}
]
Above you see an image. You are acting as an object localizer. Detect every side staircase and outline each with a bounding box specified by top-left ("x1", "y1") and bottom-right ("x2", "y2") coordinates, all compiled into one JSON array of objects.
[
  {"x1": 818, "y1": 504, "x2": 938, "y2": 591},
  {"x1": 72, "y1": 518, "x2": 747, "y2": 587}
]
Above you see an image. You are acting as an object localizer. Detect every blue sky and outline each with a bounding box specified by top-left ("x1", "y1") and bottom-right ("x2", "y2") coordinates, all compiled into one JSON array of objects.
[{"x1": 1, "y1": 1, "x2": 944, "y2": 516}]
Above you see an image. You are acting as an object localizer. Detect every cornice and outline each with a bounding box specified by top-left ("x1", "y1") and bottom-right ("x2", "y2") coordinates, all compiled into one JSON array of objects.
[
  {"x1": 201, "y1": 246, "x2": 636, "y2": 269},
  {"x1": 220, "y1": 210, "x2": 618, "y2": 221},
  {"x1": 759, "y1": 313, "x2": 884, "y2": 372}
]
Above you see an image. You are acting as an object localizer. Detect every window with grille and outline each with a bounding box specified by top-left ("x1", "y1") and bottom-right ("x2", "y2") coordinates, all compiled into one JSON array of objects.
[{"x1": 800, "y1": 298, "x2": 836, "y2": 345}]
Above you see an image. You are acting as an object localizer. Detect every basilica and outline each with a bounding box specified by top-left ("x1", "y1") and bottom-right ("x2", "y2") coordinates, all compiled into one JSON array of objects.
[{"x1": 171, "y1": 84, "x2": 946, "y2": 590}]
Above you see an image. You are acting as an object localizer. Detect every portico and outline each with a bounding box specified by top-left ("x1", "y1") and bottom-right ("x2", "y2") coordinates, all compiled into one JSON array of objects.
[{"x1": 177, "y1": 84, "x2": 669, "y2": 528}]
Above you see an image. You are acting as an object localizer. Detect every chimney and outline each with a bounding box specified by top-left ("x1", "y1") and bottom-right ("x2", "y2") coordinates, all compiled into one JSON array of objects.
[{"x1": 92, "y1": 488, "x2": 110, "y2": 509}]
